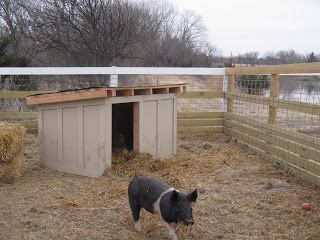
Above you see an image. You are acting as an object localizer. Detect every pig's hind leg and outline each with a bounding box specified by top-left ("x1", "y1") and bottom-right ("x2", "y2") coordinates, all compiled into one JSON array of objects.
[{"x1": 129, "y1": 197, "x2": 142, "y2": 232}]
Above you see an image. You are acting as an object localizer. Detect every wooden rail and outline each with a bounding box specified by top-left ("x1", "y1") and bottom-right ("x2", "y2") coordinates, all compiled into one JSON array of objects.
[
  {"x1": 225, "y1": 113, "x2": 320, "y2": 183},
  {"x1": 0, "y1": 112, "x2": 37, "y2": 120},
  {"x1": 0, "y1": 90, "x2": 225, "y2": 134},
  {"x1": 0, "y1": 91, "x2": 51, "y2": 99},
  {"x1": 225, "y1": 62, "x2": 320, "y2": 185},
  {"x1": 225, "y1": 113, "x2": 320, "y2": 149},
  {"x1": 0, "y1": 66, "x2": 225, "y2": 75},
  {"x1": 177, "y1": 112, "x2": 224, "y2": 134},
  {"x1": 225, "y1": 115, "x2": 320, "y2": 163},
  {"x1": 26, "y1": 85, "x2": 187, "y2": 105},
  {"x1": 1, "y1": 63, "x2": 320, "y2": 184},
  {"x1": 177, "y1": 91, "x2": 223, "y2": 99},
  {"x1": 0, "y1": 111, "x2": 225, "y2": 134},
  {"x1": 226, "y1": 62, "x2": 320, "y2": 75},
  {"x1": 225, "y1": 92, "x2": 320, "y2": 115},
  {"x1": 0, "y1": 90, "x2": 224, "y2": 100}
]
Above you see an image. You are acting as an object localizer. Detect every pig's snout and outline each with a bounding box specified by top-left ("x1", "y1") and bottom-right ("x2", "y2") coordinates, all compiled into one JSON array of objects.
[{"x1": 184, "y1": 219, "x2": 194, "y2": 226}]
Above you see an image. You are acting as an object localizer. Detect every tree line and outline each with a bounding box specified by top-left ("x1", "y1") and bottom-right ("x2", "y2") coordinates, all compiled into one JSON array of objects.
[
  {"x1": 0, "y1": 0, "x2": 217, "y2": 67},
  {"x1": 228, "y1": 50, "x2": 319, "y2": 67},
  {"x1": 0, "y1": 0, "x2": 319, "y2": 68}
]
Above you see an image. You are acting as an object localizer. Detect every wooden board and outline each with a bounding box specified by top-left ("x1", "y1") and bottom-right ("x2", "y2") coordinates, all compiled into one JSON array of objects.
[
  {"x1": 6, "y1": 119, "x2": 38, "y2": 129},
  {"x1": 232, "y1": 133, "x2": 320, "y2": 186},
  {"x1": 178, "y1": 118, "x2": 223, "y2": 127},
  {"x1": 177, "y1": 91, "x2": 223, "y2": 99},
  {"x1": 26, "y1": 84, "x2": 186, "y2": 105},
  {"x1": 0, "y1": 111, "x2": 37, "y2": 120},
  {"x1": 225, "y1": 113, "x2": 320, "y2": 149},
  {"x1": 225, "y1": 92, "x2": 320, "y2": 115},
  {"x1": 178, "y1": 126, "x2": 223, "y2": 134},
  {"x1": 226, "y1": 62, "x2": 320, "y2": 75},
  {"x1": 225, "y1": 119, "x2": 320, "y2": 163},
  {"x1": 0, "y1": 91, "x2": 51, "y2": 99},
  {"x1": 178, "y1": 112, "x2": 224, "y2": 119},
  {"x1": 225, "y1": 128, "x2": 320, "y2": 176}
]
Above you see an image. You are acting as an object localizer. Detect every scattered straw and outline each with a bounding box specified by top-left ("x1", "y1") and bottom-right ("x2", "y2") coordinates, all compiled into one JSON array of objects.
[
  {"x1": 2, "y1": 133, "x2": 320, "y2": 239},
  {"x1": 0, "y1": 154, "x2": 23, "y2": 183},
  {"x1": 0, "y1": 121, "x2": 25, "y2": 163},
  {"x1": 59, "y1": 198, "x2": 82, "y2": 208}
]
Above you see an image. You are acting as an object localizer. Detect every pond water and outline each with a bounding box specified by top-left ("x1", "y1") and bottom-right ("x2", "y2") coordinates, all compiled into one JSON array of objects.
[{"x1": 264, "y1": 79, "x2": 320, "y2": 104}]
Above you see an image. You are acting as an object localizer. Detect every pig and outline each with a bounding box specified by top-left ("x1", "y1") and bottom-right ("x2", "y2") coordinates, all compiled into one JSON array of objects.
[{"x1": 128, "y1": 176, "x2": 198, "y2": 240}]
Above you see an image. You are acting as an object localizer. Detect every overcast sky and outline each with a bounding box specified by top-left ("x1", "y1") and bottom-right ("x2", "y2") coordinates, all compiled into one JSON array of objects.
[{"x1": 168, "y1": 0, "x2": 320, "y2": 56}]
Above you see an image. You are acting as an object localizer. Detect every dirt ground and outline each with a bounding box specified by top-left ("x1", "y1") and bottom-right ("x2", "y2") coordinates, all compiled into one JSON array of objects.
[{"x1": 1, "y1": 133, "x2": 320, "y2": 240}]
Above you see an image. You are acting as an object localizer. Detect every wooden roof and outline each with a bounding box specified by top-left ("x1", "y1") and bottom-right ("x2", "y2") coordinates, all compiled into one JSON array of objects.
[{"x1": 26, "y1": 84, "x2": 186, "y2": 105}]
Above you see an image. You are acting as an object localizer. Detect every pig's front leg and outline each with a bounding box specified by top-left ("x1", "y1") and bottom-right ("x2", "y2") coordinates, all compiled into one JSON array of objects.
[
  {"x1": 134, "y1": 220, "x2": 142, "y2": 232},
  {"x1": 163, "y1": 221, "x2": 178, "y2": 240}
]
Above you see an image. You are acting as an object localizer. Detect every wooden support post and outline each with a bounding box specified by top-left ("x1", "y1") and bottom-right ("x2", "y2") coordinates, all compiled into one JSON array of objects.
[
  {"x1": 4, "y1": 77, "x2": 10, "y2": 90},
  {"x1": 269, "y1": 74, "x2": 279, "y2": 125},
  {"x1": 227, "y1": 75, "x2": 235, "y2": 113},
  {"x1": 133, "y1": 102, "x2": 140, "y2": 152},
  {"x1": 225, "y1": 74, "x2": 235, "y2": 136}
]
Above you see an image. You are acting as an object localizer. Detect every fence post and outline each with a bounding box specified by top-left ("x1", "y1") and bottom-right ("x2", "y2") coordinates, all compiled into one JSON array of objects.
[
  {"x1": 227, "y1": 74, "x2": 235, "y2": 113},
  {"x1": 268, "y1": 74, "x2": 279, "y2": 125},
  {"x1": 110, "y1": 66, "x2": 118, "y2": 87},
  {"x1": 4, "y1": 77, "x2": 10, "y2": 91},
  {"x1": 224, "y1": 74, "x2": 234, "y2": 136}
]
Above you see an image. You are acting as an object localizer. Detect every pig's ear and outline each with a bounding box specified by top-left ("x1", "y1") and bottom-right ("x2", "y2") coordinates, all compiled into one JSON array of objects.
[
  {"x1": 187, "y1": 189, "x2": 198, "y2": 202},
  {"x1": 170, "y1": 190, "x2": 180, "y2": 203}
]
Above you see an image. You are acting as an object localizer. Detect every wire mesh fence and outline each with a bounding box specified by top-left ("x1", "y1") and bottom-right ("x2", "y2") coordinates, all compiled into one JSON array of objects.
[
  {"x1": 232, "y1": 75, "x2": 320, "y2": 137},
  {"x1": 0, "y1": 74, "x2": 224, "y2": 113},
  {"x1": 1, "y1": 70, "x2": 320, "y2": 137}
]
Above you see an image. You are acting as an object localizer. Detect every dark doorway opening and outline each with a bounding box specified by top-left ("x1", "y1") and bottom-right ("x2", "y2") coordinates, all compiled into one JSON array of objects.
[{"x1": 112, "y1": 103, "x2": 133, "y2": 152}]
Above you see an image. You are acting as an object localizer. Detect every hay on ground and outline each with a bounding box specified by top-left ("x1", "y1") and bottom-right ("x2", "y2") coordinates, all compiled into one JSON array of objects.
[
  {"x1": 0, "y1": 121, "x2": 25, "y2": 162},
  {"x1": 0, "y1": 154, "x2": 23, "y2": 183}
]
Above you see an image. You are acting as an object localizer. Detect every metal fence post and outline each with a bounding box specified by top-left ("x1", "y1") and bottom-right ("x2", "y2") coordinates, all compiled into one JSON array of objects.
[{"x1": 268, "y1": 74, "x2": 279, "y2": 125}]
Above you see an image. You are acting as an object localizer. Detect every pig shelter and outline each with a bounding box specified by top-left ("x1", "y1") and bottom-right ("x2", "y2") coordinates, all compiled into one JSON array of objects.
[{"x1": 27, "y1": 85, "x2": 186, "y2": 178}]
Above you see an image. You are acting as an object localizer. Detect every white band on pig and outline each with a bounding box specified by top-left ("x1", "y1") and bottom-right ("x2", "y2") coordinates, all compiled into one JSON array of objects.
[{"x1": 153, "y1": 187, "x2": 175, "y2": 217}]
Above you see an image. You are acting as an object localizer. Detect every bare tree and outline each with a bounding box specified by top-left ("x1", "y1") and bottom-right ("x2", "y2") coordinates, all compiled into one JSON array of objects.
[
  {"x1": 235, "y1": 51, "x2": 259, "y2": 66},
  {"x1": 0, "y1": 0, "x2": 216, "y2": 67},
  {"x1": 275, "y1": 49, "x2": 305, "y2": 64},
  {"x1": 0, "y1": 0, "x2": 32, "y2": 55}
]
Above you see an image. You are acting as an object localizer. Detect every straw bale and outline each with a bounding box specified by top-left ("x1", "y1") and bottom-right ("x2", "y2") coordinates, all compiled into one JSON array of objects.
[
  {"x1": 0, "y1": 154, "x2": 23, "y2": 183},
  {"x1": 0, "y1": 121, "x2": 25, "y2": 162}
]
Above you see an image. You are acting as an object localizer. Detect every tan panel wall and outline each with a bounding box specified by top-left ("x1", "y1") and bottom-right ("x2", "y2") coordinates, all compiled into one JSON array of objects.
[
  {"x1": 62, "y1": 107, "x2": 79, "y2": 169},
  {"x1": 39, "y1": 94, "x2": 175, "y2": 178},
  {"x1": 104, "y1": 104, "x2": 112, "y2": 169},
  {"x1": 140, "y1": 100, "x2": 158, "y2": 156},
  {"x1": 83, "y1": 105, "x2": 103, "y2": 172},
  {"x1": 158, "y1": 99, "x2": 174, "y2": 158},
  {"x1": 42, "y1": 109, "x2": 58, "y2": 167}
]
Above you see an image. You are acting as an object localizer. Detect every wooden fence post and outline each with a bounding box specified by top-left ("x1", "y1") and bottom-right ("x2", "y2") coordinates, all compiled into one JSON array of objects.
[
  {"x1": 227, "y1": 74, "x2": 235, "y2": 113},
  {"x1": 268, "y1": 74, "x2": 279, "y2": 125},
  {"x1": 4, "y1": 77, "x2": 10, "y2": 91}
]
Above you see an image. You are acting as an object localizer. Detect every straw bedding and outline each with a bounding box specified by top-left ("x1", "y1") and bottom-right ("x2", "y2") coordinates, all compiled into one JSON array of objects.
[
  {"x1": 0, "y1": 154, "x2": 23, "y2": 183},
  {"x1": 1, "y1": 133, "x2": 320, "y2": 240},
  {"x1": 0, "y1": 121, "x2": 25, "y2": 162},
  {"x1": 0, "y1": 121, "x2": 25, "y2": 183}
]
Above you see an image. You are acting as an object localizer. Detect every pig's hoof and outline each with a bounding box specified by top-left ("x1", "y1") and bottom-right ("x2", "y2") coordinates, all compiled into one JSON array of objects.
[{"x1": 134, "y1": 221, "x2": 142, "y2": 232}]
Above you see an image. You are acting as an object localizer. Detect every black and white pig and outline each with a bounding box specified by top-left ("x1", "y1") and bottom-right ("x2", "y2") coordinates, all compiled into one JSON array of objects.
[{"x1": 128, "y1": 176, "x2": 198, "y2": 240}]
